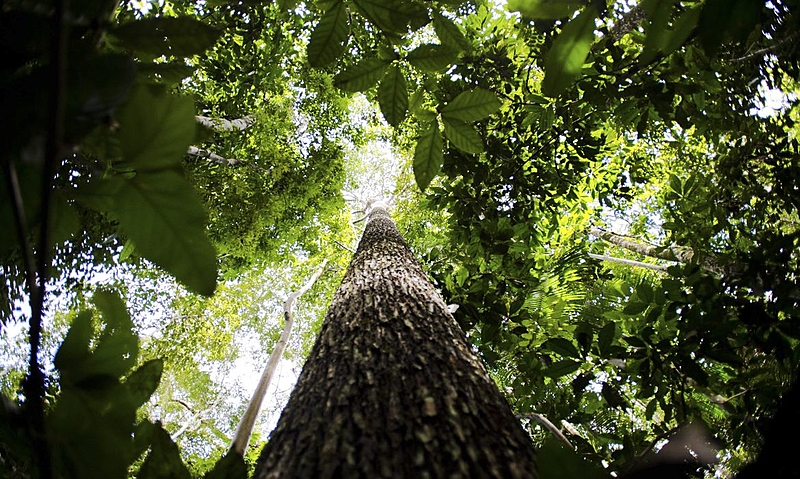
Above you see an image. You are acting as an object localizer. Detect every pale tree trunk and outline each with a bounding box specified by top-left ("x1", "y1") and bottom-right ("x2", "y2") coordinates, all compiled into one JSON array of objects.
[
  {"x1": 230, "y1": 259, "x2": 329, "y2": 455},
  {"x1": 254, "y1": 205, "x2": 537, "y2": 478}
]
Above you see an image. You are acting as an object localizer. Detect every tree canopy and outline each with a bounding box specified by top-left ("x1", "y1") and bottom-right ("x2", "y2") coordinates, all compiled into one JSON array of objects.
[{"x1": 1, "y1": 0, "x2": 799, "y2": 477}]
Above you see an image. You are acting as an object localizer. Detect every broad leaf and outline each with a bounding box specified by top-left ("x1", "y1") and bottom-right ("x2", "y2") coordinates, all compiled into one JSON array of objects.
[
  {"x1": 378, "y1": 65, "x2": 408, "y2": 127},
  {"x1": 442, "y1": 117, "x2": 483, "y2": 154},
  {"x1": 138, "y1": 422, "x2": 192, "y2": 479},
  {"x1": 333, "y1": 58, "x2": 392, "y2": 92},
  {"x1": 407, "y1": 44, "x2": 459, "y2": 72},
  {"x1": 508, "y1": 0, "x2": 587, "y2": 19},
  {"x1": 112, "y1": 17, "x2": 221, "y2": 57},
  {"x1": 542, "y1": 338, "x2": 581, "y2": 359},
  {"x1": 413, "y1": 122, "x2": 443, "y2": 191},
  {"x1": 125, "y1": 359, "x2": 164, "y2": 409},
  {"x1": 537, "y1": 437, "x2": 610, "y2": 479},
  {"x1": 440, "y1": 89, "x2": 502, "y2": 122},
  {"x1": 541, "y1": 6, "x2": 597, "y2": 97},
  {"x1": 137, "y1": 62, "x2": 196, "y2": 85},
  {"x1": 307, "y1": 2, "x2": 350, "y2": 68},
  {"x1": 204, "y1": 450, "x2": 248, "y2": 479},
  {"x1": 81, "y1": 172, "x2": 217, "y2": 296},
  {"x1": 118, "y1": 85, "x2": 195, "y2": 171},
  {"x1": 352, "y1": 0, "x2": 428, "y2": 34},
  {"x1": 543, "y1": 359, "x2": 582, "y2": 378},
  {"x1": 433, "y1": 13, "x2": 470, "y2": 51}
]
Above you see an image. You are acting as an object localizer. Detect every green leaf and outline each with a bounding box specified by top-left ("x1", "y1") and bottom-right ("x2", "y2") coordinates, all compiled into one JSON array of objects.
[
  {"x1": 53, "y1": 311, "x2": 94, "y2": 377},
  {"x1": 81, "y1": 172, "x2": 217, "y2": 296},
  {"x1": 413, "y1": 122, "x2": 443, "y2": 191},
  {"x1": 542, "y1": 338, "x2": 581, "y2": 359},
  {"x1": 508, "y1": 0, "x2": 587, "y2": 19},
  {"x1": 406, "y1": 44, "x2": 459, "y2": 72},
  {"x1": 623, "y1": 300, "x2": 648, "y2": 316},
  {"x1": 537, "y1": 437, "x2": 610, "y2": 479},
  {"x1": 442, "y1": 118, "x2": 484, "y2": 154},
  {"x1": 433, "y1": 13, "x2": 470, "y2": 51},
  {"x1": 91, "y1": 289, "x2": 138, "y2": 378},
  {"x1": 137, "y1": 422, "x2": 192, "y2": 479},
  {"x1": 597, "y1": 322, "x2": 616, "y2": 356},
  {"x1": 307, "y1": 2, "x2": 350, "y2": 68},
  {"x1": 204, "y1": 450, "x2": 248, "y2": 479},
  {"x1": 118, "y1": 85, "x2": 195, "y2": 171},
  {"x1": 377, "y1": 65, "x2": 408, "y2": 127},
  {"x1": 541, "y1": 6, "x2": 597, "y2": 97},
  {"x1": 137, "y1": 62, "x2": 196, "y2": 85},
  {"x1": 125, "y1": 359, "x2": 164, "y2": 409},
  {"x1": 111, "y1": 17, "x2": 221, "y2": 58},
  {"x1": 440, "y1": 88, "x2": 502, "y2": 122},
  {"x1": 333, "y1": 58, "x2": 392, "y2": 92},
  {"x1": 543, "y1": 359, "x2": 582, "y2": 378},
  {"x1": 352, "y1": 0, "x2": 428, "y2": 34}
]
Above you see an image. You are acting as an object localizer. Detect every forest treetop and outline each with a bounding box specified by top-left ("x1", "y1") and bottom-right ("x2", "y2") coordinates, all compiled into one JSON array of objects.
[{"x1": 1, "y1": 0, "x2": 799, "y2": 477}]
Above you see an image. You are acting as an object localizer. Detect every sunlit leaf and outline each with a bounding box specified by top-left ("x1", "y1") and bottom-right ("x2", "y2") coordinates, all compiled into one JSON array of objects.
[
  {"x1": 440, "y1": 88, "x2": 502, "y2": 122},
  {"x1": 307, "y1": 2, "x2": 350, "y2": 68},
  {"x1": 543, "y1": 359, "x2": 582, "y2": 378},
  {"x1": 508, "y1": 0, "x2": 587, "y2": 19},
  {"x1": 433, "y1": 13, "x2": 470, "y2": 51},
  {"x1": 541, "y1": 6, "x2": 597, "y2": 97},
  {"x1": 406, "y1": 44, "x2": 459, "y2": 72},
  {"x1": 378, "y1": 65, "x2": 408, "y2": 126},
  {"x1": 118, "y1": 85, "x2": 195, "y2": 171},
  {"x1": 333, "y1": 58, "x2": 393, "y2": 92},
  {"x1": 413, "y1": 122, "x2": 443, "y2": 191},
  {"x1": 442, "y1": 117, "x2": 483, "y2": 154}
]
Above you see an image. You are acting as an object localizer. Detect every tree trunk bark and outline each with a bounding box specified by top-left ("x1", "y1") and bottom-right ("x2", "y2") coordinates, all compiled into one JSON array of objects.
[{"x1": 254, "y1": 206, "x2": 537, "y2": 478}]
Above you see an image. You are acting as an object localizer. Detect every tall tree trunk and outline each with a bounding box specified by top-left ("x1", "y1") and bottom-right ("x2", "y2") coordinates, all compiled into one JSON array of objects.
[{"x1": 254, "y1": 205, "x2": 537, "y2": 478}]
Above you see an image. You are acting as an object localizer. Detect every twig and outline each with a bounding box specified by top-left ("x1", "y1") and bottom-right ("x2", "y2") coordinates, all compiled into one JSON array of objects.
[
  {"x1": 517, "y1": 413, "x2": 573, "y2": 449},
  {"x1": 333, "y1": 240, "x2": 355, "y2": 254}
]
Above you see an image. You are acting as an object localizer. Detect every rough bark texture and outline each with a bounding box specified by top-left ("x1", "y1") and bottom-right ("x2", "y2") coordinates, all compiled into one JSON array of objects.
[{"x1": 254, "y1": 206, "x2": 537, "y2": 478}]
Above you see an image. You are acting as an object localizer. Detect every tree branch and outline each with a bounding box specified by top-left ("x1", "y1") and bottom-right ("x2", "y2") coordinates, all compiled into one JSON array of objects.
[
  {"x1": 195, "y1": 115, "x2": 255, "y2": 132},
  {"x1": 230, "y1": 258, "x2": 330, "y2": 455},
  {"x1": 517, "y1": 413, "x2": 573, "y2": 449},
  {"x1": 187, "y1": 146, "x2": 244, "y2": 167},
  {"x1": 588, "y1": 253, "x2": 669, "y2": 272}
]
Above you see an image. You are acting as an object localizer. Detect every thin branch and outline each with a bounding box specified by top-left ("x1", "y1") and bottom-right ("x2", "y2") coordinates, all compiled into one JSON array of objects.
[
  {"x1": 588, "y1": 253, "x2": 669, "y2": 272},
  {"x1": 187, "y1": 146, "x2": 245, "y2": 166},
  {"x1": 517, "y1": 413, "x2": 573, "y2": 449},
  {"x1": 230, "y1": 259, "x2": 329, "y2": 455},
  {"x1": 731, "y1": 31, "x2": 800, "y2": 63},
  {"x1": 195, "y1": 115, "x2": 255, "y2": 132},
  {"x1": 333, "y1": 240, "x2": 355, "y2": 254}
]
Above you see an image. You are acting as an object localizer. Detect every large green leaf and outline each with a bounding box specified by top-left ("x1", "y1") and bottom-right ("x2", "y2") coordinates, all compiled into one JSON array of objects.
[
  {"x1": 111, "y1": 17, "x2": 221, "y2": 58},
  {"x1": 406, "y1": 44, "x2": 459, "y2": 72},
  {"x1": 413, "y1": 122, "x2": 443, "y2": 191},
  {"x1": 541, "y1": 6, "x2": 597, "y2": 97},
  {"x1": 137, "y1": 422, "x2": 192, "y2": 479},
  {"x1": 333, "y1": 58, "x2": 393, "y2": 92},
  {"x1": 433, "y1": 13, "x2": 470, "y2": 51},
  {"x1": 125, "y1": 359, "x2": 164, "y2": 409},
  {"x1": 442, "y1": 117, "x2": 483, "y2": 154},
  {"x1": 508, "y1": 0, "x2": 587, "y2": 19},
  {"x1": 118, "y1": 85, "x2": 195, "y2": 171},
  {"x1": 378, "y1": 65, "x2": 408, "y2": 127},
  {"x1": 307, "y1": 2, "x2": 350, "y2": 68},
  {"x1": 352, "y1": 0, "x2": 428, "y2": 34},
  {"x1": 543, "y1": 359, "x2": 582, "y2": 378},
  {"x1": 440, "y1": 88, "x2": 502, "y2": 122},
  {"x1": 81, "y1": 172, "x2": 217, "y2": 296},
  {"x1": 537, "y1": 437, "x2": 610, "y2": 479},
  {"x1": 542, "y1": 338, "x2": 581, "y2": 359}
]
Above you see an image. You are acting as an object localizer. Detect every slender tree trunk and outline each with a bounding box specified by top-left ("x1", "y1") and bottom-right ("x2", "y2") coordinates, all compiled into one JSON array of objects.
[{"x1": 254, "y1": 205, "x2": 537, "y2": 478}]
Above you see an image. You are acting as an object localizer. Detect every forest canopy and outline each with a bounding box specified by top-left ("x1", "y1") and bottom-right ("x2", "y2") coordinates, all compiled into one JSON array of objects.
[{"x1": 1, "y1": 0, "x2": 799, "y2": 477}]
